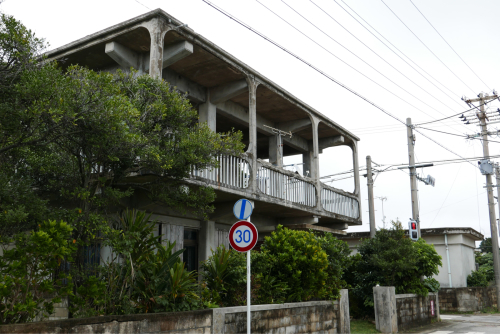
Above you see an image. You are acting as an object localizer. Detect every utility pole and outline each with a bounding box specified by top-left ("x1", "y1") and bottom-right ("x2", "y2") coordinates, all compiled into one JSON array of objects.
[
  {"x1": 464, "y1": 92, "x2": 500, "y2": 310},
  {"x1": 406, "y1": 118, "x2": 420, "y2": 235},
  {"x1": 367, "y1": 155, "x2": 376, "y2": 238}
]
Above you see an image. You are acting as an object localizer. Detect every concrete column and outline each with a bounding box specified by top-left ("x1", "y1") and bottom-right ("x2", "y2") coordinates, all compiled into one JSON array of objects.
[
  {"x1": 302, "y1": 151, "x2": 313, "y2": 178},
  {"x1": 199, "y1": 101, "x2": 216, "y2": 131},
  {"x1": 338, "y1": 289, "x2": 351, "y2": 334},
  {"x1": 352, "y1": 141, "x2": 362, "y2": 220},
  {"x1": 352, "y1": 142, "x2": 360, "y2": 195},
  {"x1": 199, "y1": 220, "x2": 215, "y2": 264},
  {"x1": 311, "y1": 118, "x2": 320, "y2": 180},
  {"x1": 146, "y1": 17, "x2": 169, "y2": 79},
  {"x1": 269, "y1": 135, "x2": 282, "y2": 167},
  {"x1": 373, "y1": 286, "x2": 397, "y2": 333},
  {"x1": 246, "y1": 77, "x2": 259, "y2": 192}
]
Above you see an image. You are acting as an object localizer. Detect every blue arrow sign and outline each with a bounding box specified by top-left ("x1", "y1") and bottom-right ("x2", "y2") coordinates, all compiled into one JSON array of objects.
[{"x1": 233, "y1": 199, "x2": 253, "y2": 220}]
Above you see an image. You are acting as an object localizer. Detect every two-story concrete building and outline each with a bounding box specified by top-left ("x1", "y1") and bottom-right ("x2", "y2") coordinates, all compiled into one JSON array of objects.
[{"x1": 44, "y1": 9, "x2": 362, "y2": 270}]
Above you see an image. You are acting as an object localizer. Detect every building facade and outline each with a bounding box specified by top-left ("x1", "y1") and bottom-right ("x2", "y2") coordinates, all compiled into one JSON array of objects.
[{"x1": 45, "y1": 9, "x2": 362, "y2": 268}]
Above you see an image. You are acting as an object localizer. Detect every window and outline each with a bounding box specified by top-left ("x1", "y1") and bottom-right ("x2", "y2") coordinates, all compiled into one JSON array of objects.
[{"x1": 183, "y1": 229, "x2": 198, "y2": 272}]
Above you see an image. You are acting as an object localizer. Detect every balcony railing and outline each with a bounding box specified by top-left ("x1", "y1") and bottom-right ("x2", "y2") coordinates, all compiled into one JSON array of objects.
[
  {"x1": 321, "y1": 186, "x2": 360, "y2": 219},
  {"x1": 257, "y1": 165, "x2": 316, "y2": 207},
  {"x1": 191, "y1": 155, "x2": 250, "y2": 189},
  {"x1": 190, "y1": 155, "x2": 360, "y2": 221}
]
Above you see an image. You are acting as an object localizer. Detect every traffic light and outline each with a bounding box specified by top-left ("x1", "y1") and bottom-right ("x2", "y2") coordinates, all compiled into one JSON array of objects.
[{"x1": 408, "y1": 219, "x2": 419, "y2": 241}]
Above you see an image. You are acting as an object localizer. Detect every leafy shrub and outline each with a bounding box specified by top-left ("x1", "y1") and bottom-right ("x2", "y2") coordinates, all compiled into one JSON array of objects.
[
  {"x1": 70, "y1": 209, "x2": 199, "y2": 316},
  {"x1": 0, "y1": 220, "x2": 76, "y2": 324},
  {"x1": 316, "y1": 233, "x2": 351, "y2": 299},
  {"x1": 423, "y1": 277, "x2": 440, "y2": 292},
  {"x1": 260, "y1": 225, "x2": 329, "y2": 302},
  {"x1": 349, "y1": 221, "x2": 442, "y2": 317},
  {"x1": 200, "y1": 245, "x2": 246, "y2": 307},
  {"x1": 467, "y1": 268, "x2": 489, "y2": 287}
]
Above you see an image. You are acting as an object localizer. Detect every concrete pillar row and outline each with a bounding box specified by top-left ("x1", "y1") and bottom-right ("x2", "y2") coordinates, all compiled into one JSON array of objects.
[{"x1": 246, "y1": 76, "x2": 259, "y2": 193}]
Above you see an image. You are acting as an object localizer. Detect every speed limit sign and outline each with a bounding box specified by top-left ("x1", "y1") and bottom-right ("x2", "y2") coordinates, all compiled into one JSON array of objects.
[{"x1": 229, "y1": 220, "x2": 258, "y2": 252}]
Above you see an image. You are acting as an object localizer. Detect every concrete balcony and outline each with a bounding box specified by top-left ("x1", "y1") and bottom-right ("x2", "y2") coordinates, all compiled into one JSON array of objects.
[{"x1": 188, "y1": 154, "x2": 360, "y2": 228}]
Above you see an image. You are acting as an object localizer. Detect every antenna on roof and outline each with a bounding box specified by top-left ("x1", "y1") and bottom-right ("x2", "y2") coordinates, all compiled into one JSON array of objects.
[{"x1": 263, "y1": 125, "x2": 292, "y2": 167}]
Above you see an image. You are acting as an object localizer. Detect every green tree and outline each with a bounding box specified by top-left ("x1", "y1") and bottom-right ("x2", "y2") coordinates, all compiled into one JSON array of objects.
[
  {"x1": 349, "y1": 221, "x2": 442, "y2": 316},
  {"x1": 0, "y1": 220, "x2": 76, "y2": 324}
]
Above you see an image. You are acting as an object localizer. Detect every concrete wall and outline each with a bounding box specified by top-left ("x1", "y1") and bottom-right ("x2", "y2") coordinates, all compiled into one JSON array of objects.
[
  {"x1": 395, "y1": 293, "x2": 439, "y2": 331},
  {"x1": 439, "y1": 287, "x2": 497, "y2": 312},
  {"x1": 424, "y1": 234, "x2": 476, "y2": 288},
  {"x1": 0, "y1": 292, "x2": 350, "y2": 334},
  {"x1": 373, "y1": 286, "x2": 438, "y2": 333}
]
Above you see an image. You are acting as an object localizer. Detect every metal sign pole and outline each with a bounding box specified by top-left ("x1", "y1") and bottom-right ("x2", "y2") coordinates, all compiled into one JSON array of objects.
[{"x1": 247, "y1": 215, "x2": 251, "y2": 334}]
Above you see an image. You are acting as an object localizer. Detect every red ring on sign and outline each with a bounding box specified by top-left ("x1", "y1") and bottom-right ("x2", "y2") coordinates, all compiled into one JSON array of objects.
[{"x1": 229, "y1": 220, "x2": 258, "y2": 252}]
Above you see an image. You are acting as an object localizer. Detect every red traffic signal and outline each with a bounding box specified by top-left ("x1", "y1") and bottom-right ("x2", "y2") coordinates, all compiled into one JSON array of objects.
[{"x1": 408, "y1": 219, "x2": 419, "y2": 241}]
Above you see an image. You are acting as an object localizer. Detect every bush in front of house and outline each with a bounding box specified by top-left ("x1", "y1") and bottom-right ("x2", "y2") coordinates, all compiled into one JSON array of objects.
[{"x1": 201, "y1": 225, "x2": 351, "y2": 307}]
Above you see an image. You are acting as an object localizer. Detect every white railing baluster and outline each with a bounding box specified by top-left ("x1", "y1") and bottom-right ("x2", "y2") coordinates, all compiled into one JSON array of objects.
[{"x1": 320, "y1": 185, "x2": 359, "y2": 219}]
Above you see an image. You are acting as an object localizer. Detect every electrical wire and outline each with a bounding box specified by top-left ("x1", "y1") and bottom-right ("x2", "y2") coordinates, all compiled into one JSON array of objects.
[
  {"x1": 201, "y1": 0, "x2": 403, "y2": 125},
  {"x1": 418, "y1": 127, "x2": 500, "y2": 145},
  {"x1": 420, "y1": 191, "x2": 487, "y2": 216},
  {"x1": 380, "y1": 0, "x2": 476, "y2": 94},
  {"x1": 255, "y1": 0, "x2": 439, "y2": 121},
  {"x1": 336, "y1": 0, "x2": 463, "y2": 104},
  {"x1": 428, "y1": 160, "x2": 462, "y2": 227},
  {"x1": 304, "y1": 0, "x2": 466, "y2": 127},
  {"x1": 133, "y1": 0, "x2": 151, "y2": 10},
  {"x1": 201, "y1": 0, "x2": 479, "y2": 170},
  {"x1": 409, "y1": 0, "x2": 490, "y2": 90},
  {"x1": 324, "y1": 153, "x2": 500, "y2": 180},
  {"x1": 415, "y1": 100, "x2": 496, "y2": 126}
]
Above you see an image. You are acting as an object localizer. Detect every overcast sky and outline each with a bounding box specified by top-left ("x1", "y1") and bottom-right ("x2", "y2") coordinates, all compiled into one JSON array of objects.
[{"x1": 3, "y1": 0, "x2": 500, "y2": 240}]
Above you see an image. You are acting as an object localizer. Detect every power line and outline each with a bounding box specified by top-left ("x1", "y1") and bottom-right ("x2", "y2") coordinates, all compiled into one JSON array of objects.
[
  {"x1": 201, "y1": 0, "x2": 479, "y2": 170},
  {"x1": 255, "y1": 0, "x2": 438, "y2": 121},
  {"x1": 380, "y1": 0, "x2": 476, "y2": 94},
  {"x1": 415, "y1": 99, "x2": 497, "y2": 126},
  {"x1": 409, "y1": 0, "x2": 490, "y2": 90},
  {"x1": 418, "y1": 126, "x2": 500, "y2": 145},
  {"x1": 133, "y1": 0, "x2": 151, "y2": 10},
  {"x1": 306, "y1": 0, "x2": 468, "y2": 132},
  {"x1": 202, "y1": 0, "x2": 404, "y2": 125},
  {"x1": 335, "y1": 0, "x2": 463, "y2": 105}
]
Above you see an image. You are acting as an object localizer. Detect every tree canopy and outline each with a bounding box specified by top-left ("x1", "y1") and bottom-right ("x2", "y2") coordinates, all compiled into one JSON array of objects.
[
  {"x1": 348, "y1": 221, "x2": 442, "y2": 317},
  {"x1": 0, "y1": 13, "x2": 244, "y2": 238}
]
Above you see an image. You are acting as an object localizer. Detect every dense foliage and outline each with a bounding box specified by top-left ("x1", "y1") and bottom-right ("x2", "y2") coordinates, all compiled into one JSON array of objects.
[
  {"x1": 0, "y1": 13, "x2": 243, "y2": 323},
  {"x1": 348, "y1": 222, "x2": 442, "y2": 317},
  {"x1": 0, "y1": 221, "x2": 75, "y2": 324},
  {"x1": 201, "y1": 225, "x2": 352, "y2": 307},
  {"x1": 467, "y1": 244, "x2": 496, "y2": 287}
]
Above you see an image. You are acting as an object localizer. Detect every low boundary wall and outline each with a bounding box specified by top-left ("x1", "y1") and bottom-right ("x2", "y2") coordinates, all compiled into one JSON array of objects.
[
  {"x1": 396, "y1": 293, "x2": 439, "y2": 331},
  {"x1": 0, "y1": 290, "x2": 349, "y2": 334},
  {"x1": 439, "y1": 287, "x2": 497, "y2": 312},
  {"x1": 373, "y1": 286, "x2": 439, "y2": 333}
]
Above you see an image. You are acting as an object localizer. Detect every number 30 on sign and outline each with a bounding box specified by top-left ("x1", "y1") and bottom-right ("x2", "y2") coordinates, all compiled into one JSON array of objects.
[{"x1": 229, "y1": 220, "x2": 258, "y2": 252}]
